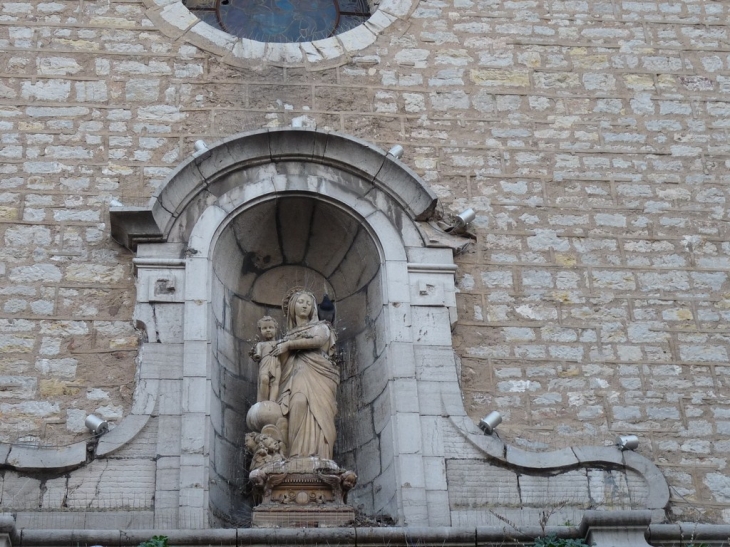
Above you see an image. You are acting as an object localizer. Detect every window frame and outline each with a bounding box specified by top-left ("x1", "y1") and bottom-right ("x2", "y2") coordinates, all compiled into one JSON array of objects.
[
  {"x1": 144, "y1": 0, "x2": 415, "y2": 67},
  {"x1": 182, "y1": 0, "x2": 371, "y2": 43}
]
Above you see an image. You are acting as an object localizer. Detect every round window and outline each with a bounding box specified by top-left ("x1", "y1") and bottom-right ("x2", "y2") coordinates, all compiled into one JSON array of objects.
[{"x1": 183, "y1": 0, "x2": 371, "y2": 43}]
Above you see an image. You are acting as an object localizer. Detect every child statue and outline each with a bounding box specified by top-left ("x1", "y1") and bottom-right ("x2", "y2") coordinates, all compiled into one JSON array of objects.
[{"x1": 253, "y1": 316, "x2": 281, "y2": 403}]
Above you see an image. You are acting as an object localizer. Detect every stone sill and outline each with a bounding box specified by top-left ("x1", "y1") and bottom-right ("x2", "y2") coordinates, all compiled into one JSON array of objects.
[{"x1": 6, "y1": 513, "x2": 730, "y2": 546}]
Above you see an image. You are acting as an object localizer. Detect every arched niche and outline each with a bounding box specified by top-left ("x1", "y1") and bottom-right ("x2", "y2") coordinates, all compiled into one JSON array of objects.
[
  {"x1": 208, "y1": 195, "x2": 387, "y2": 526},
  {"x1": 111, "y1": 129, "x2": 461, "y2": 528}
]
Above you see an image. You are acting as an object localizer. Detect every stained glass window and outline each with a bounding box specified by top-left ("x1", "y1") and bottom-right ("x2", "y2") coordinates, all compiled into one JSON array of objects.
[{"x1": 183, "y1": 0, "x2": 371, "y2": 43}]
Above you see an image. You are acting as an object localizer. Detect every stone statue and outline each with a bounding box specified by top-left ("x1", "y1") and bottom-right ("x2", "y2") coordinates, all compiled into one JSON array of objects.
[
  {"x1": 272, "y1": 289, "x2": 338, "y2": 460},
  {"x1": 253, "y1": 316, "x2": 281, "y2": 403},
  {"x1": 245, "y1": 287, "x2": 356, "y2": 527}
]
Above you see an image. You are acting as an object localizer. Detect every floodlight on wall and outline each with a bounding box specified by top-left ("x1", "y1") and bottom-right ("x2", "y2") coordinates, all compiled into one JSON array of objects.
[
  {"x1": 85, "y1": 415, "x2": 109, "y2": 436},
  {"x1": 388, "y1": 144, "x2": 404, "y2": 159},
  {"x1": 194, "y1": 140, "x2": 209, "y2": 153},
  {"x1": 615, "y1": 434, "x2": 639, "y2": 451},
  {"x1": 479, "y1": 411, "x2": 502, "y2": 435},
  {"x1": 453, "y1": 208, "x2": 476, "y2": 231}
]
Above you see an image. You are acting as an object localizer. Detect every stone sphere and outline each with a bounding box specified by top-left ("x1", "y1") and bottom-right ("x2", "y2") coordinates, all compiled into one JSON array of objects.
[{"x1": 246, "y1": 401, "x2": 284, "y2": 432}]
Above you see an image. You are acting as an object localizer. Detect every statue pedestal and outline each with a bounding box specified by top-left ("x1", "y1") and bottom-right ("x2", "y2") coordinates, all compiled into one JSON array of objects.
[{"x1": 251, "y1": 457, "x2": 356, "y2": 528}]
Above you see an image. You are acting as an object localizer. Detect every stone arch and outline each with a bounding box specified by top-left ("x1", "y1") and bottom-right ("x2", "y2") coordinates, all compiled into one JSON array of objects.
[
  {"x1": 111, "y1": 129, "x2": 437, "y2": 251},
  {"x1": 111, "y1": 129, "x2": 459, "y2": 527},
  {"x1": 188, "y1": 185, "x2": 436, "y2": 526},
  {"x1": 141, "y1": 0, "x2": 417, "y2": 68}
]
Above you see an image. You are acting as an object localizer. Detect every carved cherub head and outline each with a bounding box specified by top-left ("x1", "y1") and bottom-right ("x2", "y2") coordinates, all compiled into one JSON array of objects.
[
  {"x1": 257, "y1": 316, "x2": 278, "y2": 341},
  {"x1": 341, "y1": 470, "x2": 357, "y2": 490},
  {"x1": 244, "y1": 432, "x2": 258, "y2": 454},
  {"x1": 261, "y1": 435, "x2": 281, "y2": 454}
]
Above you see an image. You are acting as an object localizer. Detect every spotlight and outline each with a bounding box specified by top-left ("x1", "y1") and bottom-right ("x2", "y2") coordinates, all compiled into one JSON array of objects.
[
  {"x1": 453, "y1": 208, "x2": 476, "y2": 231},
  {"x1": 615, "y1": 434, "x2": 639, "y2": 451},
  {"x1": 193, "y1": 140, "x2": 208, "y2": 153},
  {"x1": 85, "y1": 415, "x2": 109, "y2": 436},
  {"x1": 479, "y1": 411, "x2": 502, "y2": 435},
  {"x1": 388, "y1": 144, "x2": 404, "y2": 159}
]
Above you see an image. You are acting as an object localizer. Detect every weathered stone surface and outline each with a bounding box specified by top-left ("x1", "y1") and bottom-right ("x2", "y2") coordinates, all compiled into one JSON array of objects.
[
  {"x1": 446, "y1": 461, "x2": 520, "y2": 507},
  {"x1": 1, "y1": 0, "x2": 730, "y2": 528},
  {"x1": 519, "y1": 471, "x2": 591, "y2": 507},
  {"x1": 0, "y1": 473, "x2": 42, "y2": 509},
  {"x1": 61, "y1": 459, "x2": 155, "y2": 509}
]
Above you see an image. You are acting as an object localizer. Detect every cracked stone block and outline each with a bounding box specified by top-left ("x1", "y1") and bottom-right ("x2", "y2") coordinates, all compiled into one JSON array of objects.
[
  {"x1": 65, "y1": 460, "x2": 155, "y2": 510},
  {"x1": 1, "y1": 472, "x2": 41, "y2": 510},
  {"x1": 519, "y1": 470, "x2": 591, "y2": 507}
]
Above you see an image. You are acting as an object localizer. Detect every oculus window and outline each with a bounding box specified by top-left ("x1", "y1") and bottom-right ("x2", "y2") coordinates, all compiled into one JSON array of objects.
[{"x1": 183, "y1": 0, "x2": 371, "y2": 43}]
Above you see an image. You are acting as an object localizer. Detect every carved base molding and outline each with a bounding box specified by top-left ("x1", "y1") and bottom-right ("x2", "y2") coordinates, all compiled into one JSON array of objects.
[{"x1": 251, "y1": 457, "x2": 357, "y2": 528}]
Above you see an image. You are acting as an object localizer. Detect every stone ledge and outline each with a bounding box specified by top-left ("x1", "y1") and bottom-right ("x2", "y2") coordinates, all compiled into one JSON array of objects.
[
  {"x1": 5, "y1": 441, "x2": 87, "y2": 471},
  {"x1": 450, "y1": 415, "x2": 670, "y2": 515},
  {"x1": 109, "y1": 207, "x2": 164, "y2": 251},
  {"x1": 579, "y1": 509, "x2": 653, "y2": 531},
  {"x1": 95, "y1": 415, "x2": 151, "y2": 458},
  {"x1": 580, "y1": 510, "x2": 653, "y2": 547},
  {"x1": 649, "y1": 523, "x2": 730, "y2": 544},
  {"x1": 15, "y1": 517, "x2": 730, "y2": 546},
  {"x1": 506, "y1": 445, "x2": 579, "y2": 469}
]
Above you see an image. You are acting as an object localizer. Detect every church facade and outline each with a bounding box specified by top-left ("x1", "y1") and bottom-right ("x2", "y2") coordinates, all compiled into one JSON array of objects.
[{"x1": 0, "y1": 0, "x2": 729, "y2": 543}]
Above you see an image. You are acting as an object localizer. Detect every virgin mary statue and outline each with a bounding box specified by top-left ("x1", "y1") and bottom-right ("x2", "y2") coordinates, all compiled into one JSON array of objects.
[{"x1": 272, "y1": 289, "x2": 339, "y2": 460}]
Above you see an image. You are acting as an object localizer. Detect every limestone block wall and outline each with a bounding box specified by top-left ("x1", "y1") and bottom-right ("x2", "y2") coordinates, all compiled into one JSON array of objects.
[{"x1": 0, "y1": 0, "x2": 729, "y2": 526}]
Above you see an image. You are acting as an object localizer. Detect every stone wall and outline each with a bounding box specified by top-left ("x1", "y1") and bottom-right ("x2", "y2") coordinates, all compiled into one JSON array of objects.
[{"x1": 0, "y1": 0, "x2": 729, "y2": 524}]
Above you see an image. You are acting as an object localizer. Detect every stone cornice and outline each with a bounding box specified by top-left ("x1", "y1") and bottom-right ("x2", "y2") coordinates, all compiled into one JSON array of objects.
[{"x1": 111, "y1": 129, "x2": 438, "y2": 250}]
